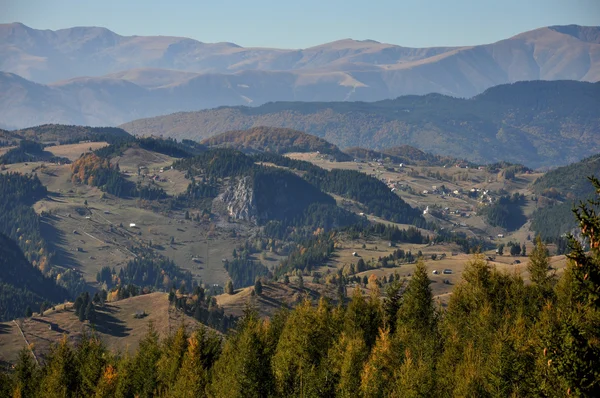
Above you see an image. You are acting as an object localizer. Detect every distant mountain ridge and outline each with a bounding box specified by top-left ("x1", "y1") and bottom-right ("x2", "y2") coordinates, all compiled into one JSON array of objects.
[
  {"x1": 121, "y1": 80, "x2": 600, "y2": 168},
  {"x1": 0, "y1": 23, "x2": 599, "y2": 128}
]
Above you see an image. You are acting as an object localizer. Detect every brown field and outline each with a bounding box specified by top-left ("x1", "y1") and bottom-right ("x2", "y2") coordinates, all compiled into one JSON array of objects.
[
  {"x1": 45, "y1": 142, "x2": 109, "y2": 161},
  {"x1": 0, "y1": 293, "x2": 203, "y2": 366},
  {"x1": 112, "y1": 147, "x2": 175, "y2": 173}
]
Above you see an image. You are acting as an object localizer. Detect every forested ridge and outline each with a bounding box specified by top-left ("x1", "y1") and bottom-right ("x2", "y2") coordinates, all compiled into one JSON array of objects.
[
  {"x1": 255, "y1": 153, "x2": 426, "y2": 226},
  {"x1": 121, "y1": 80, "x2": 600, "y2": 168},
  {"x1": 10, "y1": 124, "x2": 133, "y2": 144},
  {"x1": 2, "y1": 178, "x2": 599, "y2": 396},
  {"x1": 201, "y1": 126, "x2": 350, "y2": 161}
]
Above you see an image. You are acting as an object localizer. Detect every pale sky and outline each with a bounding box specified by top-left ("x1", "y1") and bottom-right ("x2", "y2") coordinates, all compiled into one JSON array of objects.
[{"x1": 1, "y1": 0, "x2": 599, "y2": 48}]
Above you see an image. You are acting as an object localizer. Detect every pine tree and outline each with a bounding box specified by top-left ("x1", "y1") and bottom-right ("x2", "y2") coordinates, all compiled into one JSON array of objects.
[
  {"x1": 171, "y1": 327, "x2": 221, "y2": 397},
  {"x1": 396, "y1": 259, "x2": 437, "y2": 337}
]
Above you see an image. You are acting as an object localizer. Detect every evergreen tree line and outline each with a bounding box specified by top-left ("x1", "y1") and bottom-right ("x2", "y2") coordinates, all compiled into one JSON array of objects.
[
  {"x1": 96, "y1": 249, "x2": 194, "y2": 292},
  {"x1": 344, "y1": 223, "x2": 427, "y2": 245},
  {"x1": 73, "y1": 292, "x2": 97, "y2": 323}
]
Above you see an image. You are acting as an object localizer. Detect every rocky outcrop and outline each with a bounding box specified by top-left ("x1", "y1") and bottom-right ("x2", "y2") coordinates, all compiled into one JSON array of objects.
[{"x1": 213, "y1": 176, "x2": 258, "y2": 222}]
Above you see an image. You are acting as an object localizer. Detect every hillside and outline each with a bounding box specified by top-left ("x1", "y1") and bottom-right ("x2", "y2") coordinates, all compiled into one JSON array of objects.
[
  {"x1": 122, "y1": 80, "x2": 600, "y2": 168},
  {"x1": 530, "y1": 154, "x2": 600, "y2": 240},
  {"x1": 0, "y1": 233, "x2": 68, "y2": 321},
  {"x1": 1, "y1": 23, "x2": 599, "y2": 128},
  {"x1": 201, "y1": 126, "x2": 350, "y2": 160},
  {"x1": 0, "y1": 292, "x2": 209, "y2": 365}
]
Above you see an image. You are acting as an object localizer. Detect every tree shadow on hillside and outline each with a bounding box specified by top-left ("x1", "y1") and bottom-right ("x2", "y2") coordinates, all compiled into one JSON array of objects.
[
  {"x1": 41, "y1": 216, "x2": 80, "y2": 270},
  {"x1": 30, "y1": 318, "x2": 70, "y2": 334},
  {"x1": 92, "y1": 309, "x2": 130, "y2": 337},
  {"x1": 0, "y1": 323, "x2": 11, "y2": 335}
]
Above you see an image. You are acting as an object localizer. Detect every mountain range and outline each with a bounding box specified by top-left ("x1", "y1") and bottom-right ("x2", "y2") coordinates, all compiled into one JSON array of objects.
[{"x1": 0, "y1": 22, "x2": 599, "y2": 128}]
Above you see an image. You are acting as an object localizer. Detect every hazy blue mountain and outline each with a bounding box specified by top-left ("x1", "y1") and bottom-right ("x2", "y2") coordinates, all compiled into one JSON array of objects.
[{"x1": 0, "y1": 23, "x2": 598, "y2": 128}]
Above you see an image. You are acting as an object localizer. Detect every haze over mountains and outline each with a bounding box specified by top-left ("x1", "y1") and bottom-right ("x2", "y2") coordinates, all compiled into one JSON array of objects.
[{"x1": 1, "y1": 22, "x2": 599, "y2": 128}]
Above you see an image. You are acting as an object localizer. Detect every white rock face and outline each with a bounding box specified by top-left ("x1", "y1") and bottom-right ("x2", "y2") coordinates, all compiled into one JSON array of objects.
[{"x1": 213, "y1": 176, "x2": 258, "y2": 222}]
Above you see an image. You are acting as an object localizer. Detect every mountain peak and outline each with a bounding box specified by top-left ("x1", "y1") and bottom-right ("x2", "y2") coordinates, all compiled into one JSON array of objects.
[{"x1": 548, "y1": 24, "x2": 600, "y2": 44}]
